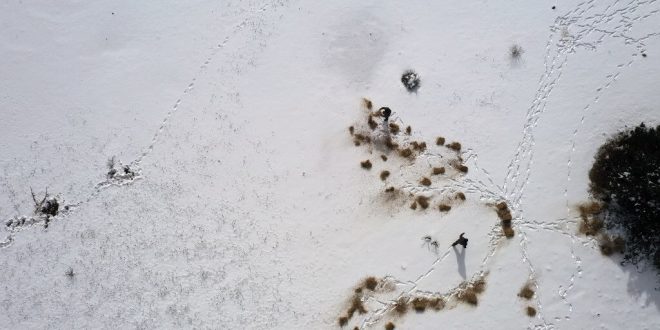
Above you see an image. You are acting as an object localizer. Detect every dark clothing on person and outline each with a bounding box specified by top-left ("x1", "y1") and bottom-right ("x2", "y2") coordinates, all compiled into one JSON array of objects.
[
  {"x1": 379, "y1": 107, "x2": 392, "y2": 121},
  {"x1": 451, "y1": 233, "x2": 468, "y2": 248}
]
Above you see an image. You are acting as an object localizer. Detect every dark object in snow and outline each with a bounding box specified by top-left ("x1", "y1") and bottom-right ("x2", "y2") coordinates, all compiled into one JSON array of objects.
[
  {"x1": 589, "y1": 123, "x2": 660, "y2": 268},
  {"x1": 65, "y1": 267, "x2": 75, "y2": 277},
  {"x1": 401, "y1": 70, "x2": 421, "y2": 92},
  {"x1": 642, "y1": 53, "x2": 647, "y2": 58},
  {"x1": 379, "y1": 107, "x2": 392, "y2": 121},
  {"x1": 41, "y1": 198, "x2": 59, "y2": 217},
  {"x1": 451, "y1": 232, "x2": 468, "y2": 248},
  {"x1": 552, "y1": 6, "x2": 556, "y2": 10},
  {"x1": 510, "y1": 44, "x2": 524, "y2": 60}
]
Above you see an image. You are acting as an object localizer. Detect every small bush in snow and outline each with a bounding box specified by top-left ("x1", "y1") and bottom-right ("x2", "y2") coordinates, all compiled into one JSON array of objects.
[
  {"x1": 526, "y1": 306, "x2": 537, "y2": 317},
  {"x1": 401, "y1": 70, "x2": 421, "y2": 92},
  {"x1": 510, "y1": 44, "x2": 524, "y2": 60}
]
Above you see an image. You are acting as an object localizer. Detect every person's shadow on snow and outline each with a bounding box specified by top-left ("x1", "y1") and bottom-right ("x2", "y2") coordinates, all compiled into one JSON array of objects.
[{"x1": 453, "y1": 245, "x2": 467, "y2": 280}]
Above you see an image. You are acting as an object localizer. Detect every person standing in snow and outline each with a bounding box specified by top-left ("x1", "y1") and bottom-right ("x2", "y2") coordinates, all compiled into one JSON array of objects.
[
  {"x1": 379, "y1": 107, "x2": 392, "y2": 122},
  {"x1": 451, "y1": 233, "x2": 468, "y2": 248}
]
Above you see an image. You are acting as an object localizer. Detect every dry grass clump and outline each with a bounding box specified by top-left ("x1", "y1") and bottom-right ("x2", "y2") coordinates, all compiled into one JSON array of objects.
[
  {"x1": 598, "y1": 234, "x2": 625, "y2": 256},
  {"x1": 385, "y1": 322, "x2": 395, "y2": 330},
  {"x1": 577, "y1": 201, "x2": 604, "y2": 236},
  {"x1": 526, "y1": 306, "x2": 537, "y2": 317},
  {"x1": 455, "y1": 164, "x2": 469, "y2": 173},
  {"x1": 405, "y1": 126, "x2": 411, "y2": 135},
  {"x1": 380, "y1": 171, "x2": 390, "y2": 181},
  {"x1": 438, "y1": 204, "x2": 451, "y2": 212},
  {"x1": 410, "y1": 201, "x2": 418, "y2": 210},
  {"x1": 363, "y1": 98, "x2": 373, "y2": 110},
  {"x1": 411, "y1": 141, "x2": 427, "y2": 152},
  {"x1": 364, "y1": 277, "x2": 379, "y2": 291},
  {"x1": 432, "y1": 167, "x2": 445, "y2": 175},
  {"x1": 399, "y1": 148, "x2": 413, "y2": 158},
  {"x1": 368, "y1": 116, "x2": 378, "y2": 130},
  {"x1": 457, "y1": 276, "x2": 487, "y2": 306},
  {"x1": 384, "y1": 137, "x2": 399, "y2": 150},
  {"x1": 381, "y1": 155, "x2": 388, "y2": 161},
  {"x1": 389, "y1": 123, "x2": 400, "y2": 135},
  {"x1": 411, "y1": 297, "x2": 428, "y2": 312},
  {"x1": 579, "y1": 218, "x2": 603, "y2": 236},
  {"x1": 415, "y1": 196, "x2": 430, "y2": 209},
  {"x1": 436, "y1": 136, "x2": 445, "y2": 146},
  {"x1": 428, "y1": 297, "x2": 445, "y2": 311},
  {"x1": 393, "y1": 297, "x2": 408, "y2": 315},
  {"x1": 518, "y1": 283, "x2": 535, "y2": 300},
  {"x1": 354, "y1": 133, "x2": 371, "y2": 146},
  {"x1": 420, "y1": 177, "x2": 432, "y2": 186},
  {"x1": 385, "y1": 186, "x2": 395, "y2": 193},
  {"x1": 349, "y1": 126, "x2": 354, "y2": 135},
  {"x1": 347, "y1": 296, "x2": 367, "y2": 318},
  {"x1": 338, "y1": 316, "x2": 348, "y2": 326},
  {"x1": 457, "y1": 290, "x2": 478, "y2": 306},
  {"x1": 456, "y1": 192, "x2": 466, "y2": 200},
  {"x1": 496, "y1": 202, "x2": 515, "y2": 238},
  {"x1": 447, "y1": 142, "x2": 461, "y2": 151},
  {"x1": 503, "y1": 226, "x2": 515, "y2": 238},
  {"x1": 361, "y1": 160, "x2": 372, "y2": 170}
]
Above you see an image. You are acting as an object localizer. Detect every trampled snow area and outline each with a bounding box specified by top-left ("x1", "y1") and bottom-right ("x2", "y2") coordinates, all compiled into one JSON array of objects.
[{"x1": 1, "y1": 0, "x2": 659, "y2": 329}]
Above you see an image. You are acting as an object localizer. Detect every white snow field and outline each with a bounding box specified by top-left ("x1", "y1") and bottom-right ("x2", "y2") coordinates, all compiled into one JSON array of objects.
[{"x1": 1, "y1": 0, "x2": 659, "y2": 329}]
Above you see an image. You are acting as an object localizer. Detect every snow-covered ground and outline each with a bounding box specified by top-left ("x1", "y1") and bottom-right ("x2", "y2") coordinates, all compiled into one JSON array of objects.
[{"x1": 1, "y1": 0, "x2": 659, "y2": 329}]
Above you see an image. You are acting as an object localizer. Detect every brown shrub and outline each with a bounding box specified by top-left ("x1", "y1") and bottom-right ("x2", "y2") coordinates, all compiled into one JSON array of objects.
[
  {"x1": 338, "y1": 316, "x2": 348, "y2": 327},
  {"x1": 432, "y1": 167, "x2": 445, "y2": 175},
  {"x1": 471, "y1": 279, "x2": 486, "y2": 294},
  {"x1": 578, "y1": 201, "x2": 602, "y2": 219},
  {"x1": 420, "y1": 177, "x2": 431, "y2": 186},
  {"x1": 368, "y1": 116, "x2": 378, "y2": 130},
  {"x1": 416, "y1": 196, "x2": 430, "y2": 209},
  {"x1": 411, "y1": 141, "x2": 427, "y2": 152},
  {"x1": 399, "y1": 148, "x2": 413, "y2": 158},
  {"x1": 385, "y1": 322, "x2": 395, "y2": 330},
  {"x1": 354, "y1": 133, "x2": 371, "y2": 144},
  {"x1": 458, "y1": 290, "x2": 478, "y2": 306},
  {"x1": 405, "y1": 126, "x2": 411, "y2": 135},
  {"x1": 364, "y1": 277, "x2": 378, "y2": 291},
  {"x1": 393, "y1": 297, "x2": 408, "y2": 315},
  {"x1": 579, "y1": 218, "x2": 603, "y2": 236},
  {"x1": 518, "y1": 284, "x2": 534, "y2": 300},
  {"x1": 389, "y1": 123, "x2": 400, "y2": 135},
  {"x1": 428, "y1": 297, "x2": 445, "y2": 311},
  {"x1": 496, "y1": 202, "x2": 508, "y2": 211},
  {"x1": 526, "y1": 306, "x2": 537, "y2": 317},
  {"x1": 349, "y1": 126, "x2": 355, "y2": 135},
  {"x1": 384, "y1": 137, "x2": 399, "y2": 150},
  {"x1": 455, "y1": 164, "x2": 469, "y2": 173},
  {"x1": 354, "y1": 141, "x2": 361, "y2": 146},
  {"x1": 438, "y1": 204, "x2": 451, "y2": 212},
  {"x1": 503, "y1": 227, "x2": 515, "y2": 238},
  {"x1": 436, "y1": 137, "x2": 445, "y2": 146},
  {"x1": 411, "y1": 297, "x2": 428, "y2": 312},
  {"x1": 361, "y1": 160, "x2": 372, "y2": 170},
  {"x1": 447, "y1": 142, "x2": 461, "y2": 151},
  {"x1": 380, "y1": 171, "x2": 390, "y2": 181},
  {"x1": 385, "y1": 187, "x2": 395, "y2": 193},
  {"x1": 410, "y1": 201, "x2": 418, "y2": 210},
  {"x1": 497, "y1": 209, "x2": 512, "y2": 221},
  {"x1": 347, "y1": 297, "x2": 367, "y2": 318},
  {"x1": 381, "y1": 155, "x2": 388, "y2": 161},
  {"x1": 455, "y1": 192, "x2": 466, "y2": 200},
  {"x1": 363, "y1": 98, "x2": 373, "y2": 110}
]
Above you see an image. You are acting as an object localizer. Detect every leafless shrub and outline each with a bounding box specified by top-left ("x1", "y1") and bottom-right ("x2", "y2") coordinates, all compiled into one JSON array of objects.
[
  {"x1": 456, "y1": 192, "x2": 466, "y2": 200},
  {"x1": 399, "y1": 148, "x2": 413, "y2": 158},
  {"x1": 338, "y1": 316, "x2": 348, "y2": 327},
  {"x1": 393, "y1": 297, "x2": 408, "y2": 315},
  {"x1": 361, "y1": 160, "x2": 372, "y2": 170},
  {"x1": 349, "y1": 126, "x2": 355, "y2": 135},
  {"x1": 438, "y1": 204, "x2": 451, "y2": 212},
  {"x1": 420, "y1": 177, "x2": 431, "y2": 186},
  {"x1": 447, "y1": 142, "x2": 461, "y2": 151},
  {"x1": 510, "y1": 44, "x2": 524, "y2": 60},
  {"x1": 385, "y1": 322, "x2": 395, "y2": 330},
  {"x1": 503, "y1": 227, "x2": 515, "y2": 238},
  {"x1": 389, "y1": 123, "x2": 400, "y2": 135},
  {"x1": 411, "y1": 297, "x2": 428, "y2": 312},
  {"x1": 526, "y1": 306, "x2": 537, "y2": 317},
  {"x1": 363, "y1": 98, "x2": 373, "y2": 110},
  {"x1": 380, "y1": 171, "x2": 390, "y2": 181},
  {"x1": 364, "y1": 277, "x2": 379, "y2": 291},
  {"x1": 432, "y1": 167, "x2": 445, "y2": 175},
  {"x1": 405, "y1": 126, "x2": 411, "y2": 135},
  {"x1": 416, "y1": 196, "x2": 430, "y2": 209},
  {"x1": 518, "y1": 283, "x2": 534, "y2": 300},
  {"x1": 381, "y1": 155, "x2": 388, "y2": 161},
  {"x1": 368, "y1": 116, "x2": 378, "y2": 130},
  {"x1": 436, "y1": 137, "x2": 445, "y2": 146}
]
